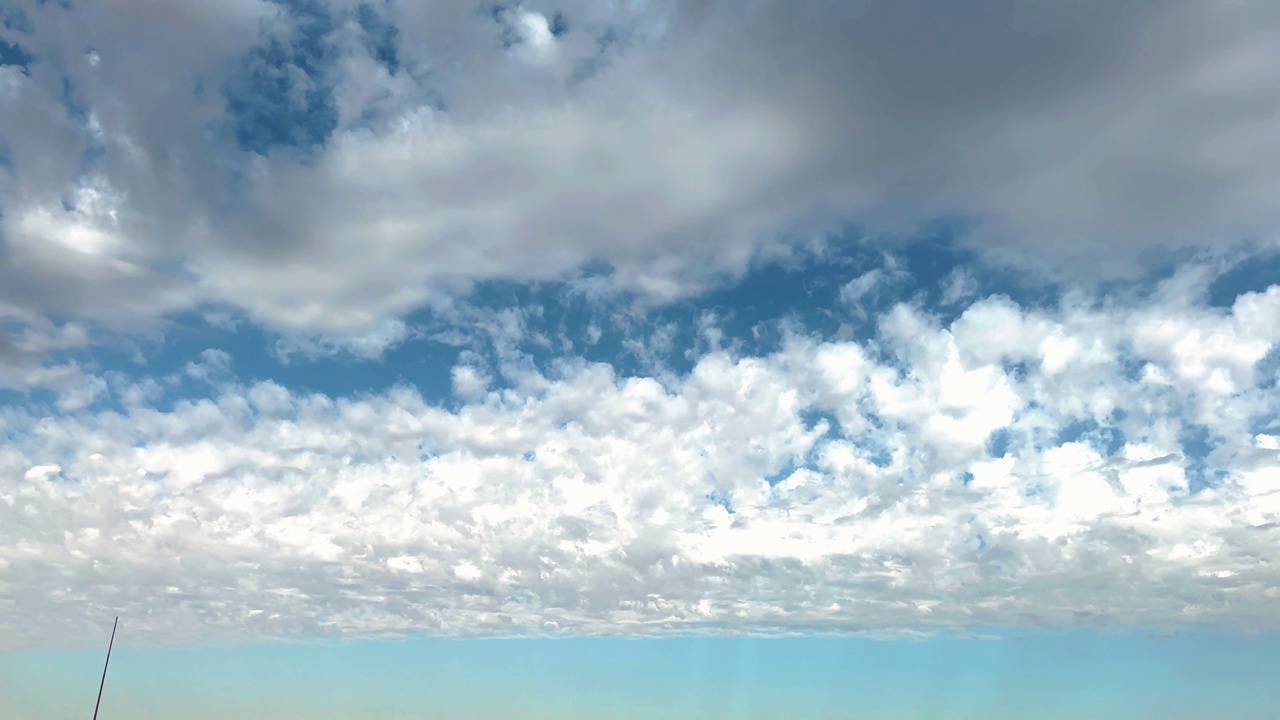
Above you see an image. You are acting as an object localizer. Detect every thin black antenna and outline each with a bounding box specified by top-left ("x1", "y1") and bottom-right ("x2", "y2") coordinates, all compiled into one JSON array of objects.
[{"x1": 92, "y1": 616, "x2": 118, "y2": 720}]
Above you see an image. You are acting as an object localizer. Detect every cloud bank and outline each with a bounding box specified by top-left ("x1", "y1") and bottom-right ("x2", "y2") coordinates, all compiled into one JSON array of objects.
[
  {"x1": 3, "y1": 277, "x2": 1278, "y2": 649},
  {"x1": 2, "y1": 0, "x2": 1280, "y2": 353},
  {"x1": 4, "y1": 0, "x2": 1280, "y2": 650}
]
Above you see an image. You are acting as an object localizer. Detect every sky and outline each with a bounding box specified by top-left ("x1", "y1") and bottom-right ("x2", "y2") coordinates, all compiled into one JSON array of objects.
[
  {"x1": 1, "y1": 0, "x2": 1280, "y2": 717},
  {"x1": 5, "y1": 631, "x2": 1280, "y2": 719}
]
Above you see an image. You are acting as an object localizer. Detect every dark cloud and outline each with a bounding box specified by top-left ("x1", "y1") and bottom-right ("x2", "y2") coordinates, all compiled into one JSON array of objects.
[{"x1": 0, "y1": 0, "x2": 1278, "y2": 362}]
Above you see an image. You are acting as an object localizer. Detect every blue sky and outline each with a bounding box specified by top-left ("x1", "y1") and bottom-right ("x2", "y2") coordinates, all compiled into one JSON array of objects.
[
  {"x1": 7, "y1": 631, "x2": 1280, "y2": 719},
  {"x1": 3, "y1": 0, "x2": 1280, "y2": 717}
]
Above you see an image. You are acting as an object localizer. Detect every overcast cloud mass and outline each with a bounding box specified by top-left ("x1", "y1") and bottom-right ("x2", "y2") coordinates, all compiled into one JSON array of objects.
[{"x1": 1, "y1": 0, "x2": 1279, "y2": 650}]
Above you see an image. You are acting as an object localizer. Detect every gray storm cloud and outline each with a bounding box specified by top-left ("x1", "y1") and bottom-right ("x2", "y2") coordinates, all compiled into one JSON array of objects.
[{"x1": 1, "y1": 0, "x2": 1278, "y2": 354}]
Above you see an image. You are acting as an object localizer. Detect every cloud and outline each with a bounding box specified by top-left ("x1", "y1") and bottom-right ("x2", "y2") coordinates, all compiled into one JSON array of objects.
[
  {"x1": 940, "y1": 267, "x2": 979, "y2": 307},
  {"x1": 2, "y1": 282, "x2": 1278, "y2": 650},
  {"x1": 271, "y1": 319, "x2": 415, "y2": 362},
  {"x1": 4, "y1": 0, "x2": 1280, "y2": 651},
  {"x1": 2, "y1": 0, "x2": 1279, "y2": 363}
]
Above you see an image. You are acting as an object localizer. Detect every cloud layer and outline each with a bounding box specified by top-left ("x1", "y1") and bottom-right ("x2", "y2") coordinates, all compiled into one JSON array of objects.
[
  {"x1": 4, "y1": 0, "x2": 1280, "y2": 651},
  {"x1": 3, "y1": 0, "x2": 1280, "y2": 359},
  {"x1": 3, "y1": 278, "x2": 1278, "y2": 650}
]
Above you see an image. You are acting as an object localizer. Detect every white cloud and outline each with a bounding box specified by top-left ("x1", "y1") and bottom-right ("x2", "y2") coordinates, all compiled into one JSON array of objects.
[
  {"x1": 4, "y1": 0, "x2": 1280, "y2": 362},
  {"x1": 22, "y1": 464, "x2": 61, "y2": 482},
  {"x1": 184, "y1": 348, "x2": 234, "y2": 383},
  {"x1": 53, "y1": 373, "x2": 108, "y2": 412},
  {"x1": 272, "y1": 319, "x2": 415, "y2": 362},
  {"x1": 510, "y1": 8, "x2": 556, "y2": 61},
  {"x1": 839, "y1": 257, "x2": 911, "y2": 321},
  {"x1": 199, "y1": 94, "x2": 801, "y2": 332},
  {"x1": 2, "y1": 285, "x2": 1278, "y2": 649},
  {"x1": 939, "y1": 267, "x2": 978, "y2": 306},
  {"x1": 840, "y1": 269, "x2": 887, "y2": 306},
  {"x1": 451, "y1": 364, "x2": 491, "y2": 403}
]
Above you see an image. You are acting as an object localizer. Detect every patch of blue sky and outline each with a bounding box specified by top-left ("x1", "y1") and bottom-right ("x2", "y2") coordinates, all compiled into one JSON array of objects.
[
  {"x1": 28, "y1": 226, "x2": 1271, "y2": 424},
  {"x1": 549, "y1": 11, "x2": 568, "y2": 37},
  {"x1": 404, "y1": 245, "x2": 874, "y2": 392},
  {"x1": 0, "y1": 36, "x2": 34, "y2": 71},
  {"x1": 856, "y1": 436, "x2": 895, "y2": 468},
  {"x1": 1178, "y1": 424, "x2": 1226, "y2": 494},
  {"x1": 625, "y1": 230, "x2": 981, "y2": 366},
  {"x1": 1025, "y1": 421, "x2": 1070, "y2": 456},
  {"x1": 987, "y1": 427, "x2": 1013, "y2": 459},
  {"x1": 354, "y1": 1, "x2": 399, "y2": 75},
  {"x1": 0, "y1": 387, "x2": 68, "y2": 419},
  {"x1": 763, "y1": 459, "x2": 799, "y2": 488},
  {"x1": 799, "y1": 408, "x2": 840, "y2": 436},
  {"x1": 1256, "y1": 343, "x2": 1280, "y2": 390},
  {"x1": 891, "y1": 223, "x2": 1065, "y2": 317},
  {"x1": 222, "y1": 0, "x2": 339, "y2": 159},
  {"x1": 0, "y1": 387, "x2": 30, "y2": 409},
  {"x1": 523, "y1": 224, "x2": 1063, "y2": 381},
  {"x1": 1001, "y1": 359, "x2": 1031, "y2": 382},
  {"x1": 1208, "y1": 248, "x2": 1280, "y2": 308},
  {"x1": 1116, "y1": 352, "x2": 1150, "y2": 382},
  {"x1": 705, "y1": 491, "x2": 736, "y2": 514},
  {"x1": 766, "y1": 425, "x2": 868, "y2": 488},
  {"x1": 1054, "y1": 417, "x2": 1126, "y2": 457},
  {"x1": 59, "y1": 310, "x2": 461, "y2": 414},
  {"x1": 678, "y1": 251, "x2": 859, "y2": 347},
  {"x1": 1251, "y1": 409, "x2": 1280, "y2": 437}
]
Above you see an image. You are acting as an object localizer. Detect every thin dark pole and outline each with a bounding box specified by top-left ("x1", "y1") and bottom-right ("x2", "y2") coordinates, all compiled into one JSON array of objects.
[{"x1": 91, "y1": 616, "x2": 118, "y2": 720}]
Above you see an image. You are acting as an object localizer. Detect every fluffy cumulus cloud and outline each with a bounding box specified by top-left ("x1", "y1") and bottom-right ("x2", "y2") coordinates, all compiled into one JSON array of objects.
[
  {"x1": 3, "y1": 0, "x2": 1280, "y2": 650},
  {"x1": 3, "y1": 274, "x2": 1279, "y2": 650}
]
